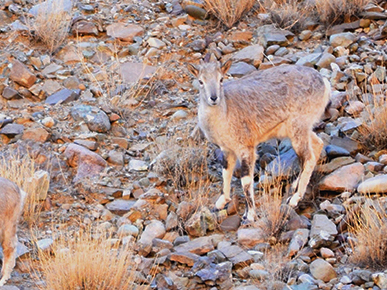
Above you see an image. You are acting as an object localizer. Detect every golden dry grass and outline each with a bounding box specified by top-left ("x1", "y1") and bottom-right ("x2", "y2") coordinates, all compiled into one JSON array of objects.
[
  {"x1": 0, "y1": 151, "x2": 42, "y2": 225},
  {"x1": 34, "y1": 229, "x2": 137, "y2": 290},
  {"x1": 151, "y1": 129, "x2": 214, "y2": 211},
  {"x1": 255, "y1": 172, "x2": 289, "y2": 238},
  {"x1": 252, "y1": 244, "x2": 292, "y2": 289},
  {"x1": 266, "y1": 0, "x2": 309, "y2": 32},
  {"x1": 204, "y1": 0, "x2": 256, "y2": 28},
  {"x1": 348, "y1": 198, "x2": 387, "y2": 269},
  {"x1": 27, "y1": 0, "x2": 71, "y2": 53},
  {"x1": 315, "y1": 0, "x2": 373, "y2": 25},
  {"x1": 358, "y1": 95, "x2": 387, "y2": 151}
]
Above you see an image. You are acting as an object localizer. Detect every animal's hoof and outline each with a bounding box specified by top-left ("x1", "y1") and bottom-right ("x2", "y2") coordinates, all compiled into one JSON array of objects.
[
  {"x1": 286, "y1": 196, "x2": 299, "y2": 208},
  {"x1": 241, "y1": 217, "x2": 253, "y2": 227},
  {"x1": 211, "y1": 201, "x2": 230, "y2": 213}
]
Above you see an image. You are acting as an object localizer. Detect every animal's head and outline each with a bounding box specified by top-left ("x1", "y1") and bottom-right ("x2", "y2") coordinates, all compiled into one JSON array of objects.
[{"x1": 187, "y1": 59, "x2": 232, "y2": 106}]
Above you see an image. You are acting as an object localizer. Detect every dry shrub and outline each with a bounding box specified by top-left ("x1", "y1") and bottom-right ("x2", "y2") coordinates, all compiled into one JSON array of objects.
[
  {"x1": 27, "y1": 0, "x2": 71, "y2": 53},
  {"x1": 204, "y1": 0, "x2": 256, "y2": 28},
  {"x1": 358, "y1": 95, "x2": 387, "y2": 151},
  {"x1": 255, "y1": 172, "x2": 289, "y2": 238},
  {"x1": 252, "y1": 244, "x2": 293, "y2": 289},
  {"x1": 348, "y1": 198, "x2": 387, "y2": 269},
  {"x1": 263, "y1": 0, "x2": 310, "y2": 31},
  {"x1": 314, "y1": 0, "x2": 373, "y2": 25},
  {"x1": 150, "y1": 130, "x2": 215, "y2": 208},
  {"x1": 0, "y1": 151, "x2": 41, "y2": 225},
  {"x1": 34, "y1": 229, "x2": 136, "y2": 290}
]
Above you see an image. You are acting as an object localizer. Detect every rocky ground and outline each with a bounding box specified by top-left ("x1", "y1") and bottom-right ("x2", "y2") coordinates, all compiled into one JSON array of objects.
[{"x1": 2, "y1": 0, "x2": 387, "y2": 289}]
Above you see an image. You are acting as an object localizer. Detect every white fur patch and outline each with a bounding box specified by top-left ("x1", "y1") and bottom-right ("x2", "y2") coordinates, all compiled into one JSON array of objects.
[
  {"x1": 215, "y1": 195, "x2": 230, "y2": 210},
  {"x1": 244, "y1": 209, "x2": 256, "y2": 223},
  {"x1": 241, "y1": 176, "x2": 252, "y2": 186},
  {"x1": 288, "y1": 193, "x2": 301, "y2": 208}
]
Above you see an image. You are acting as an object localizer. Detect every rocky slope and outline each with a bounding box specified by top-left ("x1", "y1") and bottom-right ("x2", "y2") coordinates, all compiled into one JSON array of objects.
[{"x1": 2, "y1": 0, "x2": 387, "y2": 289}]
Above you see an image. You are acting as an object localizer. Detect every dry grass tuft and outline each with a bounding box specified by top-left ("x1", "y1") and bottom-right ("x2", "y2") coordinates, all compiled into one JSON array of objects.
[
  {"x1": 262, "y1": 0, "x2": 310, "y2": 31},
  {"x1": 315, "y1": 0, "x2": 373, "y2": 25},
  {"x1": 255, "y1": 172, "x2": 289, "y2": 238},
  {"x1": 204, "y1": 0, "x2": 256, "y2": 28},
  {"x1": 0, "y1": 151, "x2": 41, "y2": 225},
  {"x1": 358, "y1": 95, "x2": 387, "y2": 151},
  {"x1": 27, "y1": 0, "x2": 71, "y2": 53},
  {"x1": 348, "y1": 198, "x2": 387, "y2": 269},
  {"x1": 34, "y1": 229, "x2": 136, "y2": 290},
  {"x1": 252, "y1": 244, "x2": 293, "y2": 289}
]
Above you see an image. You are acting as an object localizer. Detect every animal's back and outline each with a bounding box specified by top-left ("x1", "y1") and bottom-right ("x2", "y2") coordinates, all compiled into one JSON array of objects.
[{"x1": 223, "y1": 65, "x2": 329, "y2": 144}]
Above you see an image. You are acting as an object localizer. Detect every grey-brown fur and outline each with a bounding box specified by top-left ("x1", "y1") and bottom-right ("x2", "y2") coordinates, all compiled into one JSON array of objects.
[
  {"x1": 188, "y1": 61, "x2": 331, "y2": 223},
  {"x1": 0, "y1": 177, "x2": 25, "y2": 286}
]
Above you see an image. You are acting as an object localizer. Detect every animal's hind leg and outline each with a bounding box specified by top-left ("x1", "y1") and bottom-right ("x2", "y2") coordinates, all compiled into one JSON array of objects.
[
  {"x1": 215, "y1": 149, "x2": 237, "y2": 210},
  {"x1": 240, "y1": 147, "x2": 257, "y2": 224},
  {"x1": 288, "y1": 132, "x2": 323, "y2": 207},
  {"x1": 0, "y1": 227, "x2": 17, "y2": 286}
]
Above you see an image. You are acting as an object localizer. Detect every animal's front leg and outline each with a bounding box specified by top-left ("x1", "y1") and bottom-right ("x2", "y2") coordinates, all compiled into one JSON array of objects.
[
  {"x1": 240, "y1": 148, "x2": 257, "y2": 224},
  {"x1": 0, "y1": 231, "x2": 17, "y2": 286},
  {"x1": 215, "y1": 150, "x2": 237, "y2": 210}
]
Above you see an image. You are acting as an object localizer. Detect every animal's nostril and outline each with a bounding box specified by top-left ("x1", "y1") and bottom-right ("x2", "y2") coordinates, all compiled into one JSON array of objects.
[{"x1": 210, "y1": 95, "x2": 217, "y2": 102}]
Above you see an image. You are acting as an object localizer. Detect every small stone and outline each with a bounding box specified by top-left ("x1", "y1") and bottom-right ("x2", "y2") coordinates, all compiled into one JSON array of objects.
[
  {"x1": 249, "y1": 269, "x2": 269, "y2": 281},
  {"x1": 64, "y1": 143, "x2": 107, "y2": 182},
  {"x1": 0, "y1": 123, "x2": 24, "y2": 136},
  {"x1": 10, "y1": 60, "x2": 37, "y2": 88},
  {"x1": 373, "y1": 273, "x2": 387, "y2": 289},
  {"x1": 318, "y1": 162, "x2": 364, "y2": 192},
  {"x1": 310, "y1": 258, "x2": 337, "y2": 282},
  {"x1": 22, "y1": 127, "x2": 50, "y2": 143},
  {"x1": 168, "y1": 251, "x2": 199, "y2": 266},
  {"x1": 357, "y1": 175, "x2": 387, "y2": 194},
  {"x1": 329, "y1": 32, "x2": 357, "y2": 48},
  {"x1": 287, "y1": 228, "x2": 309, "y2": 258},
  {"x1": 106, "y1": 23, "x2": 144, "y2": 42},
  {"x1": 174, "y1": 236, "x2": 215, "y2": 255},
  {"x1": 46, "y1": 88, "x2": 80, "y2": 105},
  {"x1": 138, "y1": 220, "x2": 166, "y2": 256},
  {"x1": 320, "y1": 247, "x2": 335, "y2": 259},
  {"x1": 105, "y1": 199, "x2": 135, "y2": 215},
  {"x1": 37, "y1": 238, "x2": 54, "y2": 252},
  {"x1": 129, "y1": 159, "x2": 148, "y2": 171},
  {"x1": 117, "y1": 224, "x2": 139, "y2": 237},
  {"x1": 237, "y1": 228, "x2": 265, "y2": 248}
]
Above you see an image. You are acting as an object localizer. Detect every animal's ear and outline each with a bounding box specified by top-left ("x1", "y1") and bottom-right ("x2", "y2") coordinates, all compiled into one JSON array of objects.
[
  {"x1": 221, "y1": 59, "x2": 232, "y2": 74},
  {"x1": 187, "y1": 63, "x2": 199, "y2": 77}
]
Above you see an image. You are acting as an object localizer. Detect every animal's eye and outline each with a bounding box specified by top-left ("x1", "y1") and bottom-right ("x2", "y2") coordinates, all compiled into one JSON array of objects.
[
  {"x1": 220, "y1": 77, "x2": 224, "y2": 83},
  {"x1": 199, "y1": 80, "x2": 204, "y2": 86}
]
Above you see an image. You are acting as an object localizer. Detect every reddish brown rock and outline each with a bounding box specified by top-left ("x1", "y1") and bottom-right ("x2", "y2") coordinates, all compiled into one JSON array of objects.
[
  {"x1": 106, "y1": 23, "x2": 144, "y2": 42},
  {"x1": 120, "y1": 62, "x2": 156, "y2": 84},
  {"x1": 168, "y1": 251, "x2": 199, "y2": 266},
  {"x1": 64, "y1": 143, "x2": 107, "y2": 182},
  {"x1": 10, "y1": 60, "x2": 37, "y2": 88},
  {"x1": 22, "y1": 127, "x2": 50, "y2": 143}
]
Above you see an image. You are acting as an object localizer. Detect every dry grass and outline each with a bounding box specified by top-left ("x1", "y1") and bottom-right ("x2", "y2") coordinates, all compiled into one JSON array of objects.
[
  {"x1": 252, "y1": 244, "x2": 292, "y2": 289},
  {"x1": 314, "y1": 0, "x2": 373, "y2": 25},
  {"x1": 151, "y1": 130, "x2": 214, "y2": 207},
  {"x1": 358, "y1": 95, "x2": 387, "y2": 151},
  {"x1": 348, "y1": 198, "x2": 387, "y2": 269},
  {"x1": 27, "y1": 0, "x2": 72, "y2": 53},
  {"x1": 34, "y1": 229, "x2": 137, "y2": 290},
  {"x1": 255, "y1": 172, "x2": 289, "y2": 238},
  {"x1": 0, "y1": 151, "x2": 42, "y2": 225},
  {"x1": 204, "y1": 0, "x2": 256, "y2": 28},
  {"x1": 261, "y1": 0, "x2": 310, "y2": 31},
  {"x1": 257, "y1": 0, "x2": 371, "y2": 31}
]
